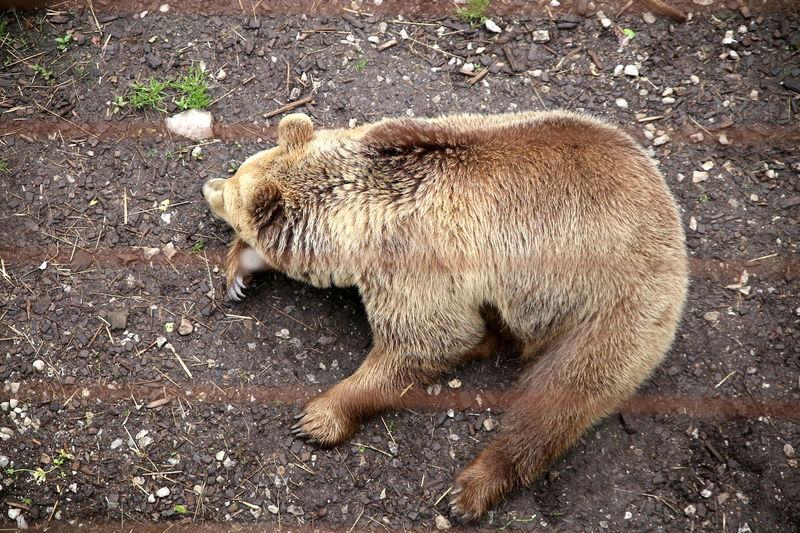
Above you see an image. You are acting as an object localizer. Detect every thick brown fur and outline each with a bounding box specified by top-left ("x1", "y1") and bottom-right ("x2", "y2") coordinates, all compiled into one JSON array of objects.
[{"x1": 203, "y1": 110, "x2": 688, "y2": 521}]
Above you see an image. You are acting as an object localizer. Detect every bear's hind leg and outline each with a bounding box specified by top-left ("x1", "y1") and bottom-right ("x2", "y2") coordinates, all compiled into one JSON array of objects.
[{"x1": 450, "y1": 309, "x2": 676, "y2": 521}]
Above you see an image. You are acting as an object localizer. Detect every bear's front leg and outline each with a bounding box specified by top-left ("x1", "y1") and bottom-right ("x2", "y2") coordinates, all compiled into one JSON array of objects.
[
  {"x1": 291, "y1": 347, "x2": 429, "y2": 445},
  {"x1": 292, "y1": 293, "x2": 489, "y2": 446},
  {"x1": 224, "y1": 237, "x2": 268, "y2": 301}
]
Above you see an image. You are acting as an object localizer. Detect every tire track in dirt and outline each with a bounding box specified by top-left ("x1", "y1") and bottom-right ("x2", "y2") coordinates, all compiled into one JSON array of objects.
[
  {"x1": 2, "y1": 118, "x2": 799, "y2": 147},
  {"x1": 3, "y1": 381, "x2": 799, "y2": 420},
  {"x1": 0, "y1": 246, "x2": 796, "y2": 282}
]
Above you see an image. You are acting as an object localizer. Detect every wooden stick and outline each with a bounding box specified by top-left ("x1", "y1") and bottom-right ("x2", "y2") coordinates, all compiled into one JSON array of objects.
[{"x1": 263, "y1": 96, "x2": 314, "y2": 118}]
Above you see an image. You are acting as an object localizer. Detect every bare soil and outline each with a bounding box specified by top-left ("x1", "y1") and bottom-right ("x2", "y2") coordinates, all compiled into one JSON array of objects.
[{"x1": 0, "y1": 2, "x2": 798, "y2": 532}]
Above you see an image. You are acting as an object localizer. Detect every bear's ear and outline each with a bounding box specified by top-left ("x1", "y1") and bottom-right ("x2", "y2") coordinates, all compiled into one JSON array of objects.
[{"x1": 277, "y1": 114, "x2": 314, "y2": 151}]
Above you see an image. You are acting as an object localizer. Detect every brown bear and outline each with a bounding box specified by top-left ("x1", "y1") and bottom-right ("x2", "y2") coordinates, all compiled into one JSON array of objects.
[{"x1": 203, "y1": 111, "x2": 688, "y2": 521}]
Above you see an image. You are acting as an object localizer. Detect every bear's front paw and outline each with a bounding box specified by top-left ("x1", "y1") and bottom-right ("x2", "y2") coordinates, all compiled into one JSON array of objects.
[
  {"x1": 450, "y1": 448, "x2": 514, "y2": 522},
  {"x1": 225, "y1": 246, "x2": 268, "y2": 301},
  {"x1": 291, "y1": 394, "x2": 358, "y2": 446}
]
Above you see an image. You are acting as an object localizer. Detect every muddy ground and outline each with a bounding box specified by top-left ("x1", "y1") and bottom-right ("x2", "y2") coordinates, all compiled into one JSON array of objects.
[{"x1": 0, "y1": 1, "x2": 799, "y2": 532}]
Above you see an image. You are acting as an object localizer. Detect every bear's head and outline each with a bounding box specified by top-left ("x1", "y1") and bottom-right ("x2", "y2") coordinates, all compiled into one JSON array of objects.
[{"x1": 202, "y1": 113, "x2": 314, "y2": 237}]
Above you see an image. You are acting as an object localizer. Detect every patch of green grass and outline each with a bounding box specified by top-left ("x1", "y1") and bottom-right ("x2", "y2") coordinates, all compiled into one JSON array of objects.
[
  {"x1": 171, "y1": 65, "x2": 212, "y2": 110},
  {"x1": 32, "y1": 64, "x2": 53, "y2": 81},
  {"x1": 457, "y1": 0, "x2": 490, "y2": 26},
  {"x1": 128, "y1": 78, "x2": 169, "y2": 110},
  {"x1": 174, "y1": 504, "x2": 187, "y2": 514},
  {"x1": 55, "y1": 32, "x2": 72, "y2": 52},
  {"x1": 122, "y1": 65, "x2": 212, "y2": 113},
  {"x1": 622, "y1": 28, "x2": 636, "y2": 40},
  {"x1": 0, "y1": 158, "x2": 8, "y2": 172},
  {"x1": 354, "y1": 59, "x2": 367, "y2": 71},
  {"x1": 190, "y1": 241, "x2": 205, "y2": 254},
  {"x1": 698, "y1": 194, "x2": 710, "y2": 203}
]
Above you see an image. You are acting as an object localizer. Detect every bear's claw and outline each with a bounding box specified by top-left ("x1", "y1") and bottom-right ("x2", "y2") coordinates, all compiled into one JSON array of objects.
[{"x1": 226, "y1": 276, "x2": 247, "y2": 301}]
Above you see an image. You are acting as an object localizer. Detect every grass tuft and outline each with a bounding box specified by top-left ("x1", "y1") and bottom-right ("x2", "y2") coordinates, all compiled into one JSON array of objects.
[
  {"x1": 123, "y1": 65, "x2": 212, "y2": 113},
  {"x1": 128, "y1": 78, "x2": 170, "y2": 110},
  {"x1": 170, "y1": 65, "x2": 212, "y2": 109},
  {"x1": 457, "y1": 0, "x2": 490, "y2": 26}
]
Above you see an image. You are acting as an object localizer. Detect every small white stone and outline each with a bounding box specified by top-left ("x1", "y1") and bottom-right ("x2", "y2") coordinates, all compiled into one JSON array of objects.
[
  {"x1": 147, "y1": 493, "x2": 156, "y2": 503},
  {"x1": 600, "y1": 17, "x2": 612, "y2": 28},
  {"x1": 447, "y1": 379, "x2": 462, "y2": 389},
  {"x1": 32, "y1": 359, "x2": 45, "y2": 372},
  {"x1": 615, "y1": 98, "x2": 629, "y2": 109},
  {"x1": 8, "y1": 508, "x2": 21, "y2": 520},
  {"x1": 624, "y1": 511, "x2": 633, "y2": 519},
  {"x1": 484, "y1": 19, "x2": 502, "y2": 33},
  {"x1": 215, "y1": 68, "x2": 227, "y2": 81},
  {"x1": 223, "y1": 457, "x2": 235, "y2": 468},
  {"x1": 701, "y1": 160, "x2": 715, "y2": 171},
  {"x1": 435, "y1": 514, "x2": 452, "y2": 530},
  {"x1": 692, "y1": 171, "x2": 708, "y2": 183},
  {"x1": 483, "y1": 418, "x2": 498, "y2": 431},
  {"x1": 367, "y1": 35, "x2": 380, "y2": 44},
  {"x1": 159, "y1": 3, "x2": 169, "y2": 12},
  {"x1": 275, "y1": 328, "x2": 290, "y2": 339},
  {"x1": 0, "y1": 456, "x2": 8, "y2": 468},
  {"x1": 623, "y1": 64, "x2": 639, "y2": 77},
  {"x1": 110, "y1": 438, "x2": 124, "y2": 450},
  {"x1": 643, "y1": 12, "x2": 656, "y2": 24},
  {"x1": 267, "y1": 505, "x2": 279, "y2": 514},
  {"x1": 216, "y1": 450, "x2": 226, "y2": 461},
  {"x1": 684, "y1": 504, "x2": 696, "y2": 516},
  {"x1": 662, "y1": 87, "x2": 674, "y2": 97},
  {"x1": 689, "y1": 217, "x2": 698, "y2": 231},
  {"x1": 737, "y1": 25, "x2": 748, "y2": 34},
  {"x1": 701, "y1": 488, "x2": 713, "y2": 498},
  {"x1": 156, "y1": 487, "x2": 170, "y2": 498},
  {"x1": 718, "y1": 133, "x2": 731, "y2": 145},
  {"x1": 613, "y1": 64, "x2": 624, "y2": 76},
  {"x1": 9, "y1": 399, "x2": 18, "y2": 409},
  {"x1": 531, "y1": 30, "x2": 550, "y2": 43},
  {"x1": 191, "y1": 146, "x2": 202, "y2": 159},
  {"x1": 785, "y1": 443, "x2": 796, "y2": 458},
  {"x1": 690, "y1": 74, "x2": 700, "y2": 84},
  {"x1": 662, "y1": 97, "x2": 676, "y2": 105},
  {"x1": 722, "y1": 30, "x2": 735, "y2": 45},
  {"x1": 653, "y1": 135, "x2": 670, "y2": 146},
  {"x1": 166, "y1": 109, "x2": 214, "y2": 141}
]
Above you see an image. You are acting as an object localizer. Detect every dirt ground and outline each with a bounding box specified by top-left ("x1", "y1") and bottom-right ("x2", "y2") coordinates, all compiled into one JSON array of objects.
[{"x1": 0, "y1": 1, "x2": 799, "y2": 531}]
